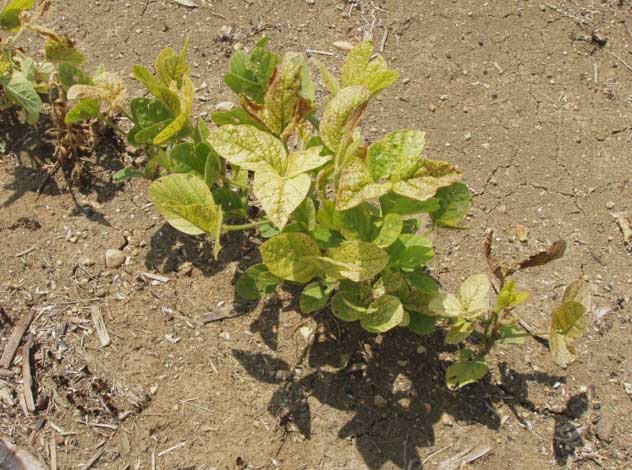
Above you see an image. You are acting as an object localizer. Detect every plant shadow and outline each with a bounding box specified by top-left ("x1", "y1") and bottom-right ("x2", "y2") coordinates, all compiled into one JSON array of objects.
[{"x1": 232, "y1": 315, "x2": 571, "y2": 469}]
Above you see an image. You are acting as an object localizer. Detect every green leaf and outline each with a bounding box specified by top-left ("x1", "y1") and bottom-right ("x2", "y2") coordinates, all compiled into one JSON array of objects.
[
  {"x1": 299, "y1": 281, "x2": 333, "y2": 313},
  {"x1": 327, "y1": 240, "x2": 389, "y2": 282},
  {"x1": 113, "y1": 168, "x2": 144, "y2": 182},
  {"x1": 148, "y1": 173, "x2": 222, "y2": 237},
  {"x1": 312, "y1": 57, "x2": 340, "y2": 95},
  {"x1": 293, "y1": 197, "x2": 316, "y2": 231},
  {"x1": 0, "y1": 0, "x2": 34, "y2": 31},
  {"x1": 498, "y1": 326, "x2": 527, "y2": 345},
  {"x1": 260, "y1": 232, "x2": 321, "y2": 283},
  {"x1": 372, "y1": 213, "x2": 403, "y2": 248},
  {"x1": 132, "y1": 64, "x2": 181, "y2": 115},
  {"x1": 320, "y1": 85, "x2": 371, "y2": 153},
  {"x1": 284, "y1": 146, "x2": 331, "y2": 178},
  {"x1": 153, "y1": 74, "x2": 193, "y2": 144},
  {"x1": 44, "y1": 36, "x2": 85, "y2": 66},
  {"x1": 336, "y1": 157, "x2": 390, "y2": 211},
  {"x1": 212, "y1": 187, "x2": 245, "y2": 214},
  {"x1": 387, "y1": 234, "x2": 434, "y2": 269},
  {"x1": 550, "y1": 300, "x2": 587, "y2": 368},
  {"x1": 407, "y1": 312, "x2": 436, "y2": 336},
  {"x1": 445, "y1": 318, "x2": 475, "y2": 344},
  {"x1": 331, "y1": 290, "x2": 373, "y2": 322},
  {"x1": 431, "y1": 182, "x2": 470, "y2": 228},
  {"x1": 446, "y1": 351, "x2": 489, "y2": 390},
  {"x1": 236, "y1": 264, "x2": 281, "y2": 300},
  {"x1": 380, "y1": 192, "x2": 440, "y2": 215},
  {"x1": 128, "y1": 98, "x2": 174, "y2": 145},
  {"x1": 405, "y1": 272, "x2": 439, "y2": 295},
  {"x1": 391, "y1": 158, "x2": 463, "y2": 203},
  {"x1": 360, "y1": 295, "x2": 404, "y2": 333},
  {"x1": 0, "y1": 71, "x2": 42, "y2": 123},
  {"x1": 341, "y1": 41, "x2": 399, "y2": 94},
  {"x1": 155, "y1": 40, "x2": 189, "y2": 87},
  {"x1": 194, "y1": 117, "x2": 211, "y2": 143},
  {"x1": 208, "y1": 124, "x2": 287, "y2": 172},
  {"x1": 211, "y1": 107, "x2": 267, "y2": 130},
  {"x1": 367, "y1": 130, "x2": 425, "y2": 181},
  {"x1": 253, "y1": 168, "x2": 311, "y2": 229},
  {"x1": 224, "y1": 37, "x2": 280, "y2": 104},
  {"x1": 495, "y1": 280, "x2": 529, "y2": 313},
  {"x1": 64, "y1": 98, "x2": 99, "y2": 124},
  {"x1": 57, "y1": 63, "x2": 92, "y2": 91}
]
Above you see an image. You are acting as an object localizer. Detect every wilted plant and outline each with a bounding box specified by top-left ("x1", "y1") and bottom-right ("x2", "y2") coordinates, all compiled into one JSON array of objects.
[{"x1": 145, "y1": 39, "x2": 590, "y2": 388}]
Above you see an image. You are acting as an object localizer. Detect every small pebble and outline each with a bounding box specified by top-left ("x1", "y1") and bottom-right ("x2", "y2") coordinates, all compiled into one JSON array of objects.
[
  {"x1": 605, "y1": 201, "x2": 615, "y2": 209},
  {"x1": 105, "y1": 249, "x2": 126, "y2": 269},
  {"x1": 374, "y1": 394, "x2": 388, "y2": 408}
]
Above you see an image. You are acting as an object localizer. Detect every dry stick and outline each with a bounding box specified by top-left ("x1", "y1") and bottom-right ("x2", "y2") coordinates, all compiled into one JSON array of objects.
[
  {"x1": 606, "y1": 51, "x2": 632, "y2": 73},
  {"x1": 379, "y1": 28, "x2": 389, "y2": 52},
  {"x1": 306, "y1": 49, "x2": 334, "y2": 56},
  {"x1": 50, "y1": 440, "x2": 58, "y2": 470},
  {"x1": 79, "y1": 448, "x2": 105, "y2": 470},
  {"x1": 22, "y1": 335, "x2": 35, "y2": 412},
  {"x1": 90, "y1": 306, "x2": 111, "y2": 347},
  {"x1": 0, "y1": 310, "x2": 35, "y2": 368},
  {"x1": 157, "y1": 442, "x2": 187, "y2": 457}
]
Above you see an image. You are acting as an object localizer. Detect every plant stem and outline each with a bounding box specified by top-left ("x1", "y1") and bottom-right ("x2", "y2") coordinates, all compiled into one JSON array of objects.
[{"x1": 223, "y1": 219, "x2": 269, "y2": 232}]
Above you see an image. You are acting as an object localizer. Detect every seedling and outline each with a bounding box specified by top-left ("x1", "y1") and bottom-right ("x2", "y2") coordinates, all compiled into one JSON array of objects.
[{"x1": 146, "y1": 39, "x2": 590, "y2": 388}]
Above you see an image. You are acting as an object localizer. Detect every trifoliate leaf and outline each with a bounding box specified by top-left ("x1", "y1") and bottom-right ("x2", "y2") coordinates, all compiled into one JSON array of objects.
[
  {"x1": 260, "y1": 232, "x2": 321, "y2": 282},
  {"x1": 209, "y1": 124, "x2": 287, "y2": 172},
  {"x1": 331, "y1": 291, "x2": 373, "y2": 322},
  {"x1": 327, "y1": 240, "x2": 389, "y2": 282},
  {"x1": 153, "y1": 74, "x2": 193, "y2": 144},
  {"x1": 361, "y1": 295, "x2": 404, "y2": 333},
  {"x1": 148, "y1": 173, "x2": 222, "y2": 237},
  {"x1": 495, "y1": 280, "x2": 529, "y2": 313},
  {"x1": 341, "y1": 41, "x2": 399, "y2": 95},
  {"x1": 155, "y1": 40, "x2": 189, "y2": 87},
  {"x1": 132, "y1": 64, "x2": 181, "y2": 115}
]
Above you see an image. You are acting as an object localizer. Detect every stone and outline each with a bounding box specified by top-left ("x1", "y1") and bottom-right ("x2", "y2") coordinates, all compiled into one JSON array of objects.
[
  {"x1": 373, "y1": 394, "x2": 388, "y2": 408},
  {"x1": 105, "y1": 249, "x2": 126, "y2": 269}
]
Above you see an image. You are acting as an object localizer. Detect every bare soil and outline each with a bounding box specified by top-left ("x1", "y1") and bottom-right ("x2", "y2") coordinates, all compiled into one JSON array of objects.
[{"x1": 1, "y1": 1, "x2": 632, "y2": 469}]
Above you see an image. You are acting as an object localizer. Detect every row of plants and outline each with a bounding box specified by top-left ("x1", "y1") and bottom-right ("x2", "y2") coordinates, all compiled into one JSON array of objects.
[{"x1": 1, "y1": 0, "x2": 589, "y2": 389}]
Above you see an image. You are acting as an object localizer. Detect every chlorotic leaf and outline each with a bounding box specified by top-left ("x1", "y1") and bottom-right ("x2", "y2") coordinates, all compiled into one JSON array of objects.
[
  {"x1": 550, "y1": 300, "x2": 586, "y2": 368},
  {"x1": 428, "y1": 293, "x2": 463, "y2": 318},
  {"x1": 444, "y1": 318, "x2": 475, "y2": 344},
  {"x1": 44, "y1": 36, "x2": 85, "y2": 66},
  {"x1": 360, "y1": 295, "x2": 404, "y2": 333},
  {"x1": 148, "y1": 173, "x2": 222, "y2": 237},
  {"x1": 327, "y1": 240, "x2": 389, "y2": 282},
  {"x1": 260, "y1": 232, "x2": 321, "y2": 282},
  {"x1": 312, "y1": 57, "x2": 340, "y2": 95},
  {"x1": 331, "y1": 291, "x2": 373, "y2": 322},
  {"x1": 367, "y1": 130, "x2": 425, "y2": 181},
  {"x1": 253, "y1": 168, "x2": 311, "y2": 229},
  {"x1": 391, "y1": 158, "x2": 463, "y2": 203},
  {"x1": 562, "y1": 280, "x2": 592, "y2": 314},
  {"x1": 236, "y1": 264, "x2": 281, "y2": 300},
  {"x1": 336, "y1": 157, "x2": 391, "y2": 211},
  {"x1": 446, "y1": 353, "x2": 489, "y2": 390},
  {"x1": 458, "y1": 274, "x2": 491, "y2": 318},
  {"x1": 320, "y1": 85, "x2": 371, "y2": 153},
  {"x1": 284, "y1": 146, "x2": 331, "y2": 178},
  {"x1": 208, "y1": 124, "x2": 287, "y2": 172},
  {"x1": 153, "y1": 74, "x2": 193, "y2": 144},
  {"x1": 132, "y1": 64, "x2": 181, "y2": 115},
  {"x1": 431, "y1": 182, "x2": 470, "y2": 228},
  {"x1": 495, "y1": 280, "x2": 529, "y2": 313},
  {"x1": 341, "y1": 41, "x2": 399, "y2": 94},
  {"x1": 155, "y1": 40, "x2": 189, "y2": 87},
  {"x1": 498, "y1": 326, "x2": 527, "y2": 345}
]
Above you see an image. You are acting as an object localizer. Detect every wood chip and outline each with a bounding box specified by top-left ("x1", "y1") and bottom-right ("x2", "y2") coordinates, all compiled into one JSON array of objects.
[
  {"x1": 514, "y1": 224, "x2": 529, "y2": 242},
  {"x1": 172, "y1": 0, "x2": 198, "y2": 6},
  {"x1": 50, "y1": 440, "x2": 57, "y2": 470},
  {"x1": 199, "y1": 304, "x2": 244, "y2": 323},
  {"x1": 90, "y1": 306, "x2": 111, "y2": 347},
  {"x1": 22, "y1": 335, "x2": 35, "y2": 413},
  {"x1": 141, "y1": 272, "x2": 170, "y2": 283},
  {"x1": 0, "y1": 310, "x2": 34, "y2": 369},
  {"x1": 613, "y1": 212, "x2": 632, "y2": 251}
]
